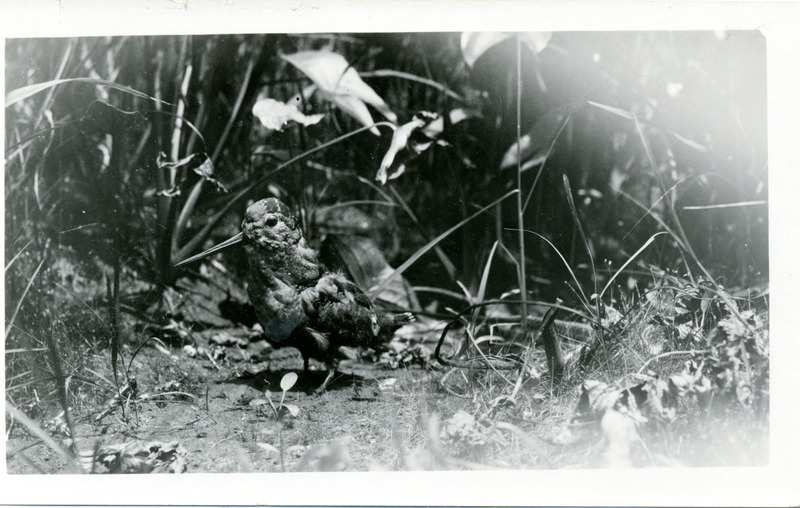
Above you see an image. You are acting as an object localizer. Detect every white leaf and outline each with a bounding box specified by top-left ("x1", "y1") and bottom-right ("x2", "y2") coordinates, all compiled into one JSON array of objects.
[
  {"x1": 376, "y1": 116, "x2": 427, "y2": 184},
  {"x1": 280, "y1": 372, "x2": 298, "y2": 392},
  {"x1": 500, "y1": 109, "x2": 568, "y2": 170},
  {"x1": 520, "y1": 32, "x2": 554, "y2": 55},
  {"x1": 321, "y1": 91, "x2": 381, "y2": 136},
  {"x1": 461, "y1": 32, "x2": 552, "y2": 67},
  {"x1": 284, "y1": 404, "x2": 300, "y2": 417},
  {"x1": 500, "y1": 133, "x2": 534, "y2": 169},
  {"x1": 281, "y1": 51, "x2": 396, "y2": 135},
  {"x1": 461, "y1": 32, "x2": 509, "y2": 67},
  {"x1": 387, "y1": 163, "x2": 408, "y2": 182},
  {"x1": 252, "y1": 97, "x2": 324, "y2": 131},
  {"x1": 421, "y1": 108, "x2": 479, "y2": 138}
]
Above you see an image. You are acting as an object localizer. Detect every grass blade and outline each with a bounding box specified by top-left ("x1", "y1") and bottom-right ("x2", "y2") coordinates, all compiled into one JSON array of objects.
[
  {"x1": 5, "y1": 249, "x2": 48, "y2": 337},
  {"x1": 598, "y1": 232, "x2": 666, "y2": 300},
  {"x1": 5, "y1": 402, "x2": 76, "y2": 467},
  {"x1": 562, "y1": 174, "x2": 596, "y2": 295},
  {"x1": 6, "y1": 77, "x2": 168, "y2": 107},
  {"x1": 368, "y1": 190, "x2": 518, "y2": 300},
  {"x1": 513, "y1": 228, "x2": 590, "y2": 310},
  {"x1": 683, "y1": 200, "x2": 767, "y2": 210},
  {"x1": 4, "y1": 240, "x2": 33, "y2": 272},
  {"x1": 476, "y1": 240, "x2": 500, "y2": 305}
]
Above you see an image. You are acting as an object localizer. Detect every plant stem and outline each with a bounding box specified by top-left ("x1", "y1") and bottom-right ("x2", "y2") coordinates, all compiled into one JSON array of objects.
[{"x1": 515, "y1": 35, "x2": 529, "y2": 322}]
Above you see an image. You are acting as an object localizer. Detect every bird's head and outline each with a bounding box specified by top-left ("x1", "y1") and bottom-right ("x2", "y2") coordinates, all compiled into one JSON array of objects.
[
  {"x1": 174, "y1": 197, "x2": 303, "y2": 269},
  {"x1": 241, "y1": 198, "x2": 303, "y2": 252}
]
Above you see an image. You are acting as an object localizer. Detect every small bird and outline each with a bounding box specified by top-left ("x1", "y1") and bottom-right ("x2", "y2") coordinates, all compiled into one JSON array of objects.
[{"x1": 176, "y1": 198, "x2": 413, "y2": 393}]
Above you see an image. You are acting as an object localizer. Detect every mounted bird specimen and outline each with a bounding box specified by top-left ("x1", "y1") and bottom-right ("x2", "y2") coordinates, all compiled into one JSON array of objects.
[{"x1": 175, "y1": 198, "x2": 413, "y2": 393}]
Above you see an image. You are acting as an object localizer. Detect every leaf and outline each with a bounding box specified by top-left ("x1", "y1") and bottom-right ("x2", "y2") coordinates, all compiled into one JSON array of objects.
[
  {"x1": 280, "y1": 372, "x2": 298, "y2": 392},
  {"x1": 327, "y1": 93, "x2": 382, "y2": 136},
  {"x1": 252, "y1": 96, "x2": 324, "y2": 131},
  {"x1": 461, "y1": 32, "x2": 552, "y2": 67},
  {"x1": 376, "y1": 111, "x2": 457, "y2": 184},
  {"x1": 420, "y1": 108, "x2": 479, "y2": 138},
  {"x1": 476, "y1": 241, "x2": 500, "y2": 305},
  {"x1": 376, "y1": 115, "x2": 428, "y2": 184},
  {"x1": 157, "y1": 187, "x2": 181, "y2": 198},
  {"x1": 500, "y1": 108, "x2": 570, "y2": 170},
  {"x1": 281, "y1": 51, "x2": 396, "y2": 135},
  {"x1": 6, "y1": 77, "x2": 167, "y2": 107},
  {"x1": 192, "y1": 156, "x2": 227, "y2": 192},
  {"x1": 157, "y1": 152, "x2": 226, "y2": 192},
  {"x1": 283, "y1": 404, "x2": 300, "y2": 417}
]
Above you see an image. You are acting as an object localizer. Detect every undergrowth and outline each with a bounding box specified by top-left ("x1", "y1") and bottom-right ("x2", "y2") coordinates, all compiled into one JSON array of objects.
[{"x1": 5, "y1": 32, "x2": 767, "y2": 472}]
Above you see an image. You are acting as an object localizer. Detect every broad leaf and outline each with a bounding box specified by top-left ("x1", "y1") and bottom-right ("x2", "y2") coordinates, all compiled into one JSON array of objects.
[
  {"x1": 281, "y1": 51, "x2": 396, "y2": 135},
  {"x1": 461, "y1": 32, "x2": 552, "y2": 68}
]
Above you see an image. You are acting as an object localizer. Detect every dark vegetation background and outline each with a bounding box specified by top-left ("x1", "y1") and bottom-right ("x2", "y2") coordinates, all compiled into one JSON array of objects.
[{"x1": 5, "y1": 31, "x2": 768, "y2": 471}]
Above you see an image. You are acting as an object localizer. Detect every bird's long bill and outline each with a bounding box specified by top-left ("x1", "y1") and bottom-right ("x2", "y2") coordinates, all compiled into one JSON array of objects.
[{"x1": 174, "y1": 232, "x2": 244, "y2": 268}]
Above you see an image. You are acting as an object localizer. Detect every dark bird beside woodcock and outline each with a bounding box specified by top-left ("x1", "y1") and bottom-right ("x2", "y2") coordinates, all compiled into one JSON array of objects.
[{"x1": 176, "y1": 198, "x2": 413, "y2": 393}]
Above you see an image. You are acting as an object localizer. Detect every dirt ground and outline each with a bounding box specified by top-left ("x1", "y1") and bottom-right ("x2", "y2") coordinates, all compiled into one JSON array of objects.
[{"x1": 6, "y1": 328, "x2": 458, "y2": 473}]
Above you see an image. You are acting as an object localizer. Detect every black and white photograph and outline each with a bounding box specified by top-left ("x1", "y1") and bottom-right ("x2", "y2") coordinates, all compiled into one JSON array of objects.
[{"x1": 2, "y1": 1, "x2": 798, "y2": 506}]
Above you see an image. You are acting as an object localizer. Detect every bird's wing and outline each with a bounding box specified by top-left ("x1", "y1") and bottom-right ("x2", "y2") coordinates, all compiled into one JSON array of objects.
[
  {"x1": 336, "y1": 276, "x2": 376, "y2": 312},
  {"x1": 297, "y1": 272, "x2": 382, "y2": 337}
]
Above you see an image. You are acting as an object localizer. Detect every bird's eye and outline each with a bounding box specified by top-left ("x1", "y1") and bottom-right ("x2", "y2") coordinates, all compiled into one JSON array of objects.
[{"x1": 265, "y1": 216, "x2": 279, "y2": 228}]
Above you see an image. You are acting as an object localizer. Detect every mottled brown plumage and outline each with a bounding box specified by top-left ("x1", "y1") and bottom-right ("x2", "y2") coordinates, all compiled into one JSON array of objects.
[{"x1": 177, "y1": 198, "x2": 412, "y2": 393}]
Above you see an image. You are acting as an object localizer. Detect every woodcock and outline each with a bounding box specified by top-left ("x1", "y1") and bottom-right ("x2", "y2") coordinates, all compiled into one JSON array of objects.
[{"x1": 176, "y1": 198, "x2": 413, "y2": 393}]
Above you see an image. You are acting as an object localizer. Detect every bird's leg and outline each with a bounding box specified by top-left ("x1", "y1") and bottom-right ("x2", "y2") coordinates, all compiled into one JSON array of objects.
[
  {"x1": 313, "y1": 368, "x2": 336, "y2": 395},
  {"x1": 313, "y1": 359, "x2": 340, "y2": 395}
]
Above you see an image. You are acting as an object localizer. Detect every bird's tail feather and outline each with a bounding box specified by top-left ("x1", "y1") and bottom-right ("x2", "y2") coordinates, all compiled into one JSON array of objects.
[{"x1": 308, "y1": 328, "x2": 330, "y2": 350}]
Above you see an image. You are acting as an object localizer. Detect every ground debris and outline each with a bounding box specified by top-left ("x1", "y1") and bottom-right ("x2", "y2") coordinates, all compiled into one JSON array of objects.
[
  {"x1": 440, "y1": 410, "x2": 504, "y2": 448},
  {"x1": 81, "y1": 440, "x2": 187, "y2": 473}
]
